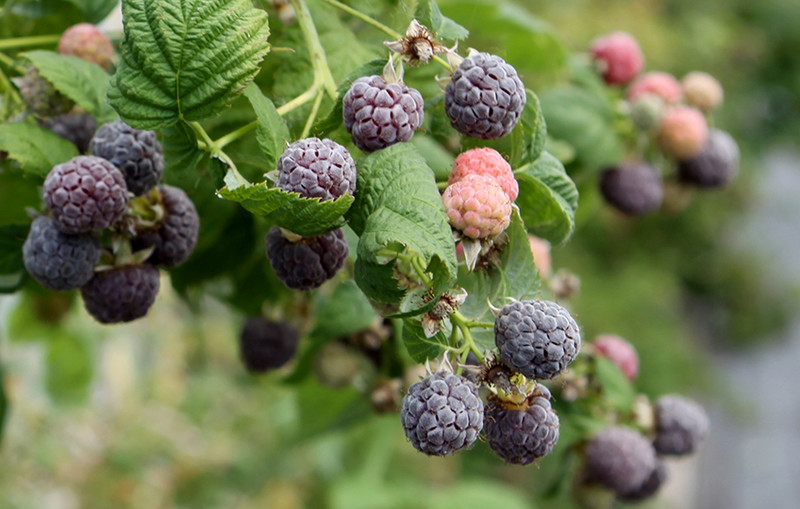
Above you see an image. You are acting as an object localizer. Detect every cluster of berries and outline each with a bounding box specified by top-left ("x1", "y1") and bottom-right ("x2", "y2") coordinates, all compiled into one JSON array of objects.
[
  {"x1": 22, "y1": 120, "x2": 199, "y2": 324},
  {"x1": 590, "y1": 32, "x2": 740, "y2": 216}
]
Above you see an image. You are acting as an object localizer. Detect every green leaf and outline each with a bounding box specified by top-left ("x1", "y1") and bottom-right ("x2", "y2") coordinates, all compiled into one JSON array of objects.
[
  {"x1": 512, "y1": 89, "x2": 547, "y2": 167},
  {"x1": 311, "y1": 280, "x2": 379, "y2": 338},
  {"x1": 159, "y1": 121, "x2": 207, "y2": 185},
  {"x1": 46, "y1": 333, "x2": 93, "y2": 405},
  {"x1": 409, "y1": 134, "x2": 454, "y2": 181},
  {"x1": 594, "y1": 356, "x2": 636, "y2": 413},
  {"x1": 402, "y1": 318, "x2": 449, "y2": 363},
  {"x1": 62, "y1": 0, "x2": 119, "y2": 24},
  {"x1": 346, "y1": 144, "x2": 457, "y2": 308},
  {"x1": 24, "y1": 50, "x2": 117, "y2": 123},
  {"x1": 516, "y1": 151, "x2": 578, "y2": 245},
  {"x1": 0, "y1": 224, "x2": 28, "y2": 275},
  {"x1": 218, "y1": 183, "x2": 354, "y2": 237},
  {"x1": 109, "y1": 0, "x2": 270, "y2": 129},
  {"x1": 0, "y1": 123, "x2": 79, "y2": 176},
  {"x1": 415, "y1": 0, "x2": 469, "y2": 41},
  {"x1": 243, "y1": 84, "x2": 290, "y2": 170},
  {"x1": 0, "y1": 364, "x2": 6, "y2": 445},
  {"x1": 8, "y1": 290, "x2": 76, "y2": 342}
]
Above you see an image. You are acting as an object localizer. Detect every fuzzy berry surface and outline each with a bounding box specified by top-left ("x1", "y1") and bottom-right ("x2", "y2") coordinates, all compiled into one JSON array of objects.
[
  {"x1": 277, "y1": 137, "x2": 356, "y2": 201},
  {"x1": 584, "y1": 426, "x2": 658, "y2": 496},
  {"x1": 599, "y1": 162, "x2": 664, "y2": 216},
  {"x1": 40, "y1": 113, "x2": 97, "y2": 154},
  {"x1": 444, "y1": 52, "x2": 526, "y2": 139},
  {"x1": 677, "y1": 129, "x2": 740, "y2": 189},
  {"x1": 16, "y1": 68, "x2": 74, "y2": 118},
  {"x1": 653, "y1": 394, "x2": 709, "y2": 456},
  {"x1": 266, "y1": 227, "x2": 349, "y2": 291},
  {"x1": 494, "y1": 299, "x2": 581, "y2": 379},
  {"x1": 592, "y1": 334, "x2": 639, "y2": 381},
  {"x1": 619, "y1": 459, "x2": 667, "y2": 502},
  {"x1": 342, "y1": 75, "x2": 424, "y2": 152},
  {"x1": 400, "y1": 372, "x2": 483, "y2": 456},
  {"x1": 629, "y1": 94, "x2": 665, "y2": 132},
  {"x1": 590, "y1": 32, "x2": 645, "y2": 85},
  {"x1": 132, "y1": 185, "x2": 199, "y2": 267},
  {"x1": 448, "y1": 147, "x2": 518, "y2": 201},
  {"x1": 80, "y1": 264, "x2": 160, "y2": 324},
  {"x1": 44, "y1": 155, "x2": 129, "y2": 234},
  {"x1": 58, "y1": 23, "x2": 114, "y2": 70},
  {"x1": 483, "y1": 390, "x2": 560, "y2": 465},
  {"x1": 239, "y1": 317, "x2": 300, "y2": 372},
  {"x1": 627, "y1": 72, "x2": 683, "y2": 105},
  {"x1": 657, "y1": 106, "x2": 709, "y2": 160},
  {"x1": 682, "y1": 71, "x2": 724, "y2": 112},
  {"x1": 443, "y1": 174, "x2": 512, "y2": 240},
  {"x1": 91, "y1": 120, "x2": 165, "y2": 196},
  {"x1": 23, "y1": 216, "x2": 101, "y2": 291}
]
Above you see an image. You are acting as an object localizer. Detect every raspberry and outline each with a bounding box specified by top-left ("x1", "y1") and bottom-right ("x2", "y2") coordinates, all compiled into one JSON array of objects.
[
  {"x1": 483, "y1": 390, "x2": 560, "y2": 465},
  {"x1": 131, "y1": 185, "x2": 199, "y2": 267},
  {"x1": 677, "y1": 129, "x2": 739, "y2": 189},
  {"x1": 22, "y1": 216, "x2": 101, "y2": 291},
  {"x1": 528, "y1": 235, "x2": 552, "y2": 278},
  {"x1": 627, "y1": 72, "x2": 683, "y2": 105},
  {"x1": 58, "y1": 23, "x2": 115, "y2": 70},
  {"x1": 494, "y1": 299, "x2": 581, "y2": 380},
  {"x1": 277, "y1": 137, "x2": 356, "y2": 201},
  {"x1": 40, "y1": 113, "x2": 97, "y2": 154},
  {"x1": 599, "y1": 162, "x2": 663, "y2": 216},
  {"x1": 653, "y1": 394, "x2": 709, "y2": 456},
  {"x1": 239, "y1": 317, "x2": 300, "y2": 372},
  {"x1": 91, "y1": 120, "x2": 165, "y2": 196},
  {"x1": 590, "y1": 32, "x2": 645, "y2": 85},
  {"x1": 266, "y1": 226, "x2": 349, "y2": 291},
  {"x1": 15, "y1": 67, "x2": 74, "y2": 118},
  {"x1": 43, "y1": 155, "x2": 129, "y2": 234},
  {"x1": 80, "y1": 264, "x2": 160, "y2": 324},
  {"x1": 682, "y1": 71, "x2": 723, "y2": 112},
  {"x1": 444, "y1": 52, "x2": 526, "y2": 139},
  {"x1": 342, "y1": 75, "x2": 425, "y2": 152},
  {"x1": 449, "y1": 147, "x2": 518, "y2": 201},
  {"x1": 592, "y1": 334, "x2": 639, "y2": 381},
  {"x1": 443, "y1": 174, "x2": 512, "y2": 240},
  {"x1": 583, "y1": 426, "x2": 658, "y2": 496},
  {"x1": 629, "y1": 94, "x2": 665, "y2": 132},
  {"x1": 400, "y1": 372, "x2": 483, "y2": 456},
  {"x1": 657, "y1": 106, "x2": 708, "y2": 160},
  {"x1": 618, "y1": 459, "x2": 667, "y2": 502}
]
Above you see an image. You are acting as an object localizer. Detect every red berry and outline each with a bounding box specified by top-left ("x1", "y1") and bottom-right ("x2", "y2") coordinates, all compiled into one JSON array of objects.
[
  {"x1": 443, "y1": 174, "x2": 511, "y2": 240},
  {"x1": 590, "y1": 32, "x2": 645, "y2": 85},
  {"x1": 58, "y1": 23, "x2": 114, "y2": 70},
  {"x1": 449, "y1": 147, "x2": 518, "y2": 201},
  {"x1": 592, "y1": 334, "x2": 639, "y2": 381},
  {"x1": 627, "y1": 72, "x2": 683, "y2": 104}
]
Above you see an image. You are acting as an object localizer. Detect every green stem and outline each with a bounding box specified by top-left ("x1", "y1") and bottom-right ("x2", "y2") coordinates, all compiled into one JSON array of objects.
[
  {"x1": 290, "y1": 0, "x2": 337, "y2": 99},
  {"x1": 215, "y1": 121, "x2": 257, "y2": 149},
  {"x1": 0, "y1": 34, "x2": 60, "y2": 51},
  {"x1": 410, "y1": 255, "x2": 433, "y2": 290},
  {"x1": 187, "y1": 121, "x2": 248, "y2": 187},
  {"x1": 322, "y1": 0, "x2": 402, "y2": 39},
  {"x1": 450, "y1": 310, "x2": 486, "y2": 362},
  {"x1": 300, "y1": 88, "x2": 324, "y2": 138}
]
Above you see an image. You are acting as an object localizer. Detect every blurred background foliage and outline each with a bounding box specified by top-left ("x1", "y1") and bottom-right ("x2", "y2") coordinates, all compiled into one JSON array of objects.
[{"x1": 1, "y1": 0, "x2": 798, "y2": 507}]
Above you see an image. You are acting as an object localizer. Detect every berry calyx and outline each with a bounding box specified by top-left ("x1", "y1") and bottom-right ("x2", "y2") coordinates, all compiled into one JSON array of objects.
[
  {"x1": 91, "y1": 120, "x2": 165, "y2": 196},
  {"x1": 599, "y1": 162, "x2": 664, "y2": 216},
  {"x1": 80, "y1": 264, "x2": 160, "y2": 324},
  {"x1": 449, "y1": 147, "x2": 518, "y2": 201},
  {"x1": 266, "y1": 226, "x2": 349, "y2": 291},
  {"x1": 590, "y1": 32, "x2": 645, "y2": 85},
  {"x1": 443, "y1": 174, "x2": 512, "y2": 240},
  {"x1": 277, "y1": 137, "x2": 357, "y2": 201},
  {"x1": 239, "y1": 317, "x2": 300, "y2": 372},
  {"x1": 131, "y1": 185, "x2": 200, "y2": 267}
]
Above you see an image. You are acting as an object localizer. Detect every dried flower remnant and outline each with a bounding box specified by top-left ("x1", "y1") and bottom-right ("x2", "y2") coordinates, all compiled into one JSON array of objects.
[{"x1": 385, "y1": 20, "x2": 448, "y2": 65}]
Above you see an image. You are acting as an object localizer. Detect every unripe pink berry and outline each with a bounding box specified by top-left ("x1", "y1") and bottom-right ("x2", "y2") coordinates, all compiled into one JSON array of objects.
[
  {"x1": 592, "y1": 334, "x2": 639, "y2": 381},
  {"x1": 59, "y1": 23, "x2": 115, "y2": 70},
  {"x1": 443, "y1": 174, "x2": 511, "y2": 240},
  {"x1": 528, "y1": 235, "x2": 552, "y2": 278},
  {"x1": 449, "y1": 147, "x2": 518, "y2": 201},
  {"x1": 657, "y1": 106, "x2": 709, "y2": 160},
  {"x1": 590, "y1": 32, "x2": 645, "y2": 85},
  {"x1": 682, "y1": 71, "x2": 724, "y2": 112},
  {"x1": 627, "y1": 72, "x2": 683, "y2": 104}
]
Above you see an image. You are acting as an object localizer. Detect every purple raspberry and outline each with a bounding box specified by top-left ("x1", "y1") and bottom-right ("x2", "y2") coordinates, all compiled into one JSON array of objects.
[
  {"x1": 583, "y1": 426, "x2": 658, "y2": 496},
  {"x1": 91, "y1": 120, "x2": 165, "y2": 196},
  {"x1": 483, "y1": 389, "x2": 560, "y2": 465},
  {"x1": 266, "y1": 226, "x2": 349, "y2": 291},
  {"x1": 444, "y1": 52, "x2": 526, "y2": 139},
  {"x1": 239, "y1": 317, "x2": 300, "y2": 372},
  {"x1": 22, "y1": 216, "x2": 101, "y2": 291},
  {"x1": 40, "y1": 113, "x2": 98, "y2": 154},
  {"x1": 653, "y1": 394, "x2": 709, "y2": 456},
  {"x1": 131, "y1": 185, "x2": 199, "y2": 267},
  {"x1": 43, "y1": 155, "x2": 129, "y2": 234},
  {"x1": 15, "y1": 67, "x2": 74, "y2": 118},
  {"x1": 400, "y1": 372, "x2": 484, "y2": 456},
  {"x1": 677, "y1": 129, "x2": 740, "y2": 189},
  {"x1": 80, "y1": 264, "x2": 160, "y2": 324},
  {"x1": 494, "y1": 299, "x2": 581, "y2": 380},
  {"x1": 619, "y1": 459, "x2": 668, "y2": 502},
  {"x1": 343, "y1": 75, "x2": 425, "y2": 152},
  {"x1": 599, "y1": 162, "x2": 664, "y2": 216},
  {"x1": 277, "y1": 137, "x2": 356, "y2": 201}
]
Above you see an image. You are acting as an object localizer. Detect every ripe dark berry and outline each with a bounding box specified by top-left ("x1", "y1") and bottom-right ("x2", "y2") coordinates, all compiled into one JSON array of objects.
[
  {"x1": 444, "y1": 52, "x2": 526, "y2": 139},
  {"x1": 16, "y1": 67, "x2": 74, "y2": 118},
  {"x1": 43, "y1": 155, "x2": 129, "y2": 234},
  {"x1": 277, "y1": 137, "x2": 356, "y2": 201},
  {"x1": 343, "y1": 75, "x2": 424, "y2": 152},
  {"x1": 23, "y1": 216, "x2": 101, "y2": 291},
  {"x1": 494, "y1": 299, "x2": 581, "y2": 380},
  {"x1": 131, "y1": 185, "x2": 199, "y2": 267},
  {"x1": 400, "y1": 372, "x2": 483, "y2": 456},
  {"x1": 58, "y1": 23, "x2": 114, "y2": 70},
  {"x1": 483, "y1": 389, "x2": 560, "y2": 465},
  {"x1": 583, "y1": 426, "x2": 658, "y2": 496},
  {"x1": 619, "y1": 459, "x2": 668, "y2": 502},
  {"x1": 653, "y1": 394, "x2": 709, "y2": 456},
  {"x1": 266, "y1": 227, "x2": 349, "y2": 291},
  {"x1": 599, "y1": 162, "x2": 664, "y2": 216},
  {"x1": 677, "y1": 129, "x2": 739, "y2": 189},
  {"x1": 80, "y1": 264, "x2": 160, "y2": 324},
  {"x1": 239, "y1": 317, "x2": 300, "y2": 372},
  {"x1": 91, "y1": 120, "x2": 165, "y2": 196},
  {"x1": 40, "y1": 113, "x2": 98, "y2": 154}
]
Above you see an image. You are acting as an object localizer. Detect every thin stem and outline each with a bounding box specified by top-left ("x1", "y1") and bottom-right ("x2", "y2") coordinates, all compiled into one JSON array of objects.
[
  {"x1": 277, "y1": 84, "x2": 320, "y2": 115},
  {"x1": 450, "y1": 310, "x2": 486, "y2": 363},
  {"x1": 289, "y1": 0, "x2": 337, "y2": 99},
  {"x1": 187, "y1": 121, "x2": 248, "y2": 187},
  {"x1": 0, "y1": 34, "x2": 60, "y2": 51},
  {"x1": 300, "y1": 88, "x2": 324, "y2": 138},
  {"x1": 410, "y1": 255, "x2": 433, "y2": 290},
  {"x1": 215, "y1": 121, "x2": 258, "y2": 149},
  {"x1": 322, "y1": 0, "x2": 402, "y2": 39}
]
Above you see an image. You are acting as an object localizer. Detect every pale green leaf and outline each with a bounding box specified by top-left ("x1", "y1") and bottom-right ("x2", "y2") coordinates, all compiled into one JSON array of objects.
[
  {"x1": 243, "y1": 84, "x2": 290, "y2": 169},
  {"x1": 415, "y1": 0, "x2": 469, "y2": 41},
  {"x1": 516, "y1": 151, "x2": 578, "y2": 245},
  {"x1": 311, "y1": 280, "x2": 379, "y2": 338},
  {"x1": 594, "y1": 356, "x2": 636, "y2": 412},
  {"x1": 402, "y1": 318, "x2": 449, "y2": 363},
  {"x1": 0, "y1": 123, "x2": 79, "y2": 176},
  {"x1": 63, "y1": 0, "x2": 118, "y2": 23},
  {"x1": 159, "y1": 121, "x2": 207, "y2": 185}
]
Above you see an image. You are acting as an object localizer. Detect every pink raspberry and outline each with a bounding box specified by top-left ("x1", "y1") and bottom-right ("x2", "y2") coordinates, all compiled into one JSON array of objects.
[
  {"x1": 627, "y1": 72, "x2": 683, "y2": 104},
  {"x1": 443, "y1": 174, "x2": 511, "y2": 240},
  {"x1": 682, "y1": 71, "x2": 724, "y2": 112},
  {"x1": 592, "y1": 334, "x2": 639, "y2": 381},
  {"x1": 58, "y1": 23, "x2": 114, "y2": 70},
  {"x1": 448, "y1": 147, "x2": 518, "y2": 201},
  {"x1": 590, "y1": 32, "x2": 645, "y2": 85},
  {"x1": 657, "y1": 106, "x2": 708, "y2": 160},
  {"x1": 528, "y1": 235, "x2": 552, "y2": 278}
]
